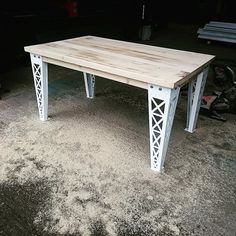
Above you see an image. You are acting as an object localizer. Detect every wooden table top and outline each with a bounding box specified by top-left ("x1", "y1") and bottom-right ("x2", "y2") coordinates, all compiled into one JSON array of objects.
[{"x1": 25, "y1": 36, "x2": 215, "y2": 89}]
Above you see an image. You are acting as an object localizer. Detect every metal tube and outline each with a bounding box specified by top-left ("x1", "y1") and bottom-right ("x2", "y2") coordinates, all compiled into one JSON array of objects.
[
  {"x1": 204, "y1": 25, "x2": 236, "y2": 34},
  {"x1": 198, "y1": 35, "x2": 236, "y2": 44},
  {"x1": 209, "y1": 21, "x2": 236, "y2": 30},
  {"x1": 198, "y1": 29, "x2": 236, "y2": 39}
]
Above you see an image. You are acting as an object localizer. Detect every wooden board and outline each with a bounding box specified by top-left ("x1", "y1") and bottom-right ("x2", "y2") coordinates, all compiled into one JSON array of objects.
[{"x1": 24, "y1": 36, "x2": 215, "y2": 89}]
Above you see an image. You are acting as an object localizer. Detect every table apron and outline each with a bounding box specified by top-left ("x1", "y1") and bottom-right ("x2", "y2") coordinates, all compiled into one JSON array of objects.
[
  {"x1": 42, "y1": 56, "x2": 210, "y2": 91},
  {"x1": 43, "y1": 57, "x2": 148, "y2": 90}
]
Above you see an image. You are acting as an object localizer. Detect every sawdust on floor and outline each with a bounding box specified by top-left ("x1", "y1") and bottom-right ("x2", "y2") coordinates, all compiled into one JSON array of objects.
[{"x1": 0, "y1": 70, "x2": 236, "y2": 236}]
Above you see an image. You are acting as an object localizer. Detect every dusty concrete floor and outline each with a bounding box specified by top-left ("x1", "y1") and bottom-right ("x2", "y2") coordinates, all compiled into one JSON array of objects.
[{"x1": 0, "y1": 24, "x2": 236, "y2": 235}]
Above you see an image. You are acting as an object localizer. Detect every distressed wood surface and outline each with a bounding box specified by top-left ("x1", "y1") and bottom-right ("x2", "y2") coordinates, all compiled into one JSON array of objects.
[{"x1": 24, "y1": 36, "x2": 215, "y2": 88}]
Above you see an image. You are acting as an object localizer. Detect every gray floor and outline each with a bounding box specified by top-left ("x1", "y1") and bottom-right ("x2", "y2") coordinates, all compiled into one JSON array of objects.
[{"x1": 0, "y1": 24, "x2": 236, "y2": 235}]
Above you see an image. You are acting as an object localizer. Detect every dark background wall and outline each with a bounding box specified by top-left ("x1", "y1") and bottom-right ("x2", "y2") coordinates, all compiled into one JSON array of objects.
[
  {"x1": 169, "y1": 0, "x2": 236, "y2": 23},
  {"x1": 0, "y1": 0, "x2": 236, "y2": 72}
]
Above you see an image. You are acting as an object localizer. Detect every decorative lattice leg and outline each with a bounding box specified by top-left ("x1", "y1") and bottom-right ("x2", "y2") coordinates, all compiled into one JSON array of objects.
[
  {"x1": 83, "y1": 73, "x2": 96, "y2": 98},
  {"x1": 185, "y1": 67, "x2": 209, "y2": 133},
  {"x1": 148, "y1": 85, "x2": 180, "y2": 171},
  {"x1": 30, "y1": 54, "x2": 48, "y2": 121}
]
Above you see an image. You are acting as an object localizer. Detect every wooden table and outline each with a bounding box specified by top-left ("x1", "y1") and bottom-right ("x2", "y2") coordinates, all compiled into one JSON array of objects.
[{"x1": 24, "y1": 36, "x2": 215, "y2": 172}]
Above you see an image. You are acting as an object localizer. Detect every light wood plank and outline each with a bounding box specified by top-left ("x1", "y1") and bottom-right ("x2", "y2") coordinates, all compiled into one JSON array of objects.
[
  {"x1": 24, "y1": 36, "x2": 215, "y2": 88},
  {"x1": 70, "y1": 36, "x2": 214, "y2": 66},
  {"x1": 43, "y1": 57, "x2": 148, "y2": 89}
]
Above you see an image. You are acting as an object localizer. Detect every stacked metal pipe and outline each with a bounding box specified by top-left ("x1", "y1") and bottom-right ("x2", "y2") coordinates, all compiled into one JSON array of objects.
[{"x1": 197, "y1": 21, "x2": 236, "y2": 44}]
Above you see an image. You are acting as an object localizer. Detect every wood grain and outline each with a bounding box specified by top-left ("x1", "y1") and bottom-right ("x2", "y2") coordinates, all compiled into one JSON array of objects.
[{"x1": 24, "y1": 36, "x2": 215, "y2": 89}]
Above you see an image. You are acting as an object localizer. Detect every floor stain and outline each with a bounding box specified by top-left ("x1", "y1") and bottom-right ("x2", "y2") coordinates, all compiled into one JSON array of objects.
[{"x1": 0, "y1": 180, "x2": 53, "y2": 236}]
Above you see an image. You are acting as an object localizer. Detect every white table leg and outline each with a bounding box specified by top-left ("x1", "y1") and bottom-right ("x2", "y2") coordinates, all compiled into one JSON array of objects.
[
  {"x1": 185, "y1": 67, "x2": 209, "y2": 133},
  {"x1": 30, "y1": 54, "x2": 48, "y2": 121},
  {"x1": 83, "y1": 73, "x2": 96, "y2": 98},
  {"x1": 148, "y1": 85, "x2": 180, "y2": 171}
]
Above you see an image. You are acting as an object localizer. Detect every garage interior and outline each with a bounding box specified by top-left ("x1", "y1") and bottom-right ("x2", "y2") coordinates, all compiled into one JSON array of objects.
[{"x1": 0, "y1": 1, "x2": 236, "y2": 235}]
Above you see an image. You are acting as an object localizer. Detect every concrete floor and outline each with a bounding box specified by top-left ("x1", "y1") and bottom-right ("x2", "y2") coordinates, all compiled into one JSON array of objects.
[{"x1": 0, "y1": 24, "x2": 236, "y2": 235}]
